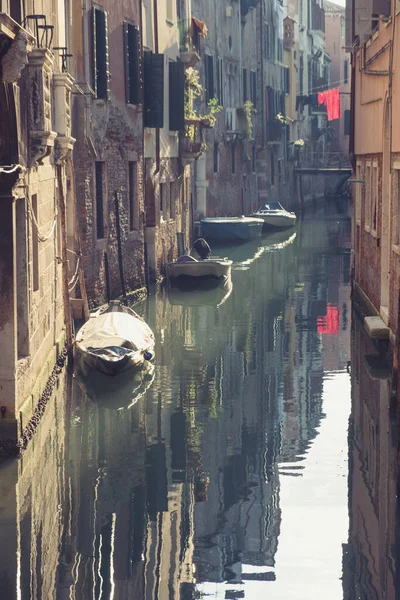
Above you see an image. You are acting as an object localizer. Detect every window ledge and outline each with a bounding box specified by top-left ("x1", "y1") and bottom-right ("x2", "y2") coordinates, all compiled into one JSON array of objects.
[
  {"x1": 127, "y1": 230, "x2": 142, "y2": 242},
  {"x1": 365, "y1": 225, "x2": 371, "y2": 233},
  {"x1": 393, "y1": 244, "x2": 400, "y2": 256}
]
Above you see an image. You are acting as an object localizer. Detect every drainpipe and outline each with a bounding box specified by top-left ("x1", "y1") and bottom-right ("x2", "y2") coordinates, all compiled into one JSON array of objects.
[
  {"x1": 82, "y1": 0, "x2": 91, "y2": 139},
  {"x1": 153, "y1": 0, "x2": 160, "y2": 173}
]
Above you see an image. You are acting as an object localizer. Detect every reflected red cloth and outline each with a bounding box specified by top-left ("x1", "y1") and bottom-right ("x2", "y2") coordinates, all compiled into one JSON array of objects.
[
  {"x1": 317, "y1": 88, "x2": 340, "y2": 121},
  {"x1": 317, "y1": 304, "x2": 339, "y2": 334}
]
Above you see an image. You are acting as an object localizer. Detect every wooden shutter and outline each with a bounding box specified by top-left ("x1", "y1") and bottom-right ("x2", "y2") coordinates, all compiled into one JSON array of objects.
[
  {"x1": 91, "y1": 7, "x2": 97, "y2": 96},
  {"x1": 205, "y1": 54, "x2": 214, "y2": 102},
  {"x1": 169, "y1": 61, "x2": 185, "y2": 131},
  {"x1": 144, "y1": 52, "x2": 164, "y2": 128},
  {"x1": 91, "y1": 7, "x2": 110, "y2": 100},
  {"x1": 124, "y1": 23, "x2": 140, "y2": 104},
  {"x1": 344, "y1": 110, "x2": 350, "y2": 136}
]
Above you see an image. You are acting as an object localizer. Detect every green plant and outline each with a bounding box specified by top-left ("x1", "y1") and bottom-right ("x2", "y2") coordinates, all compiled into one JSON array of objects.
[
  {"x1": 293, "y1": 138, "x2": 305, "y2": 147},
  {"x1": 184, "y1": 67, "x2": 222, "y2": 141},
  {"x1": 276, "y1": 113, "x2": 294, "y2": 125},
  {"x1": 243, "y1": 100, "x2": 255, "y2": 141}
]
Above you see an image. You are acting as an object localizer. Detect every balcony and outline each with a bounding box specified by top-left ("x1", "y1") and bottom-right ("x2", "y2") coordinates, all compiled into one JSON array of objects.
[
  {"x1": 178, "y1": 17, "x2": 205, "y2": 68},
  {"x1": 180, "y1": 119, "x2": 205, "y2": 161}
]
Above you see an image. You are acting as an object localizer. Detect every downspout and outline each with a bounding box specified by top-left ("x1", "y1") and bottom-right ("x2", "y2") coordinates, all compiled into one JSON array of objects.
[
  {"x1": 140, "y1": 0, "x2": 149, "y2": 291},
  {"x1": 153, "y1": 0, "x2": 160, "y2": 173},
  {"x1": 260, "y1": 1, "x2": 265, "y2": 147},
  {"x1": 82, "y1": 0, "x2": 91, "y2": 139}
]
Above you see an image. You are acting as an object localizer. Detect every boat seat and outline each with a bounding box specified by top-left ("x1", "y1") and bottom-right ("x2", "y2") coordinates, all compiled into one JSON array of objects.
[{"x1": 176, "y1": 255, "x2": 198, "y2": 263}]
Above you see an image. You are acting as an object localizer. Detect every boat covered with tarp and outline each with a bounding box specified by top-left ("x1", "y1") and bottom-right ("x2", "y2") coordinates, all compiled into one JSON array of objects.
[{"x1": 75, "y1": 300, "x2": 155, "y2": 376}]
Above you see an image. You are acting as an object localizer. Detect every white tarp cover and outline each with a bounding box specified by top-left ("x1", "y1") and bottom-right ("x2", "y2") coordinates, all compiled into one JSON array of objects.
[{"x1": 77, "y1": 313, "x2": 154, "y2": 352}]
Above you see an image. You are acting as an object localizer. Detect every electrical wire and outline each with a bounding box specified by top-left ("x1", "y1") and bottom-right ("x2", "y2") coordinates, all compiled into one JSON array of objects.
[{"x1": 68, "y1": 256, "x2": 80, "y2": 291}]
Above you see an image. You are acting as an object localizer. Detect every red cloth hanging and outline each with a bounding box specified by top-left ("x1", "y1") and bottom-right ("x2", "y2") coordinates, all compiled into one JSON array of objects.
[{"x1": 317, "y1": 88, "x2": 340, "y2": 121}]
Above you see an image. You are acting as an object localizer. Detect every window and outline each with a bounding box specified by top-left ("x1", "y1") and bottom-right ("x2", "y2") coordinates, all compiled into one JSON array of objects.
[
  {"x1": 169, "y1": 60, "x2": 185, "y2": 131},
  {"x1": 143, "y1": 51, "x2": 164, "y2": 128},
  {"x1": 32, "y1": 194, "x2": 39, "y2": 291},
  {"x1": 344, "y1": 59, "x2": 348, "y2": 84},
  {"x1": 124, "y1": 22, "x2": 140, "y2": 105},
  {"x1": 270, "y1": 153, "x2": 275, "y2": 185},
  {"x1": 160, "y1": 182, "x2": 166, "y2": 218},
  {"x1": 205, "y1": 54, "x2": 214, "y2": 102},
  {"x1": 264, "y1": 23, "x2": 270, "y2": 59},
  {"x1": 231, "y1": 144, "x2": 236, "y2": 174},
  {"x1": 242, "y1": 68, "x2": 248, "y2": 103},
  {"x1": 371, "y1": 164, "x2": 378, "y2": 234},
  {"x1": 355, "y1": 163, "x2": 361, "y2": 225},
  {"x1": 128, "y1": 161, "x2": 136, "y2": 230},
  {"x1": 283, "y1": 66, "x2": 290, "y2": 94},
  {"x1": 91, "y1": 7, "x2": 110, "y2": 100},
  {"x1": 365, "y1": 164, "x2": 371, "y2": 230},
  {"x1": 169, "y1": 181, "x2": 175, "y2": 219},
  {"x1": 344, "y1": 110, "x2": 350, "y2": 136},
  {"x1": 214, "y1": 142, "x2": 219, "y2": 173},
  {"x1": 250, "y1": 71, "x2": 257, "y2": 107},
  {"x1": 217, "y1": 58, "x2": 224, "y2": 105},
  {"x1": 95, "y1": 162, "x2": 105, "y2": 239}
]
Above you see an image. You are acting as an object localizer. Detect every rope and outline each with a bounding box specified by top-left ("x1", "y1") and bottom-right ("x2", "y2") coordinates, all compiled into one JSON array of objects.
[
  {"x1": 0, "y1": 164, "x2": 24, "y2": 174},
  {"x1": 68, "y1": 255, "x2": 80, "y2": 290},
  {"x1": 27, "y1": 193, "x2": 58, "y2": 242}
]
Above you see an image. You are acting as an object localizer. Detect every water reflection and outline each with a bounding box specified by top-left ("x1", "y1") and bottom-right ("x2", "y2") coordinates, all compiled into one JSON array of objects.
[
  {"x1": 0, "y1": 201, "x2": 358, "y2": 599},
  {"x1": 344, "y1": 311, "x2": 398, "y2": 600}
]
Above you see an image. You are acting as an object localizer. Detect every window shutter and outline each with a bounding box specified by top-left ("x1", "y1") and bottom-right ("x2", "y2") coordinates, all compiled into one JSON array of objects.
[
  {"x1": 205, "y1": 54, "x2": 214, "y2": 102},
  {"x1": 124, "y1": 23, "x2": 140, "y2": 104},
  {"x1": 344, "y1": 109, "x2": 350, "y2": 136},
  {"x1": 243, "y1": 68, "x2": 247, "y2": 103},
  {"x1": 92, "y1": 8, "x2": 110, "y2": 100},
  {"x1": 169, "y1": 61, "x2": 185, "y2": 131},
  {"x1": 144, "y1": 52, "x2": 164, "y2": 128},
  {"x1": 91, "y1": 7, "x2": 97, "y2": 96},
  {"x1": 103, "y1": 11, "x2": 110, "y2": 100}
]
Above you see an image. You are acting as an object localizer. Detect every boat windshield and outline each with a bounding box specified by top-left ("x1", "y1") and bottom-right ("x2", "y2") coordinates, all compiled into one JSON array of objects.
[{"x1": 259, "y1": 202, "x2": 283, "y2": 211}]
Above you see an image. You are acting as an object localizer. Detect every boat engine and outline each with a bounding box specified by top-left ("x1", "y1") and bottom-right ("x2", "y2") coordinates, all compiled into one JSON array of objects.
[{"x1": 193, "y1": 237, "x2": 211, "y2": 260}]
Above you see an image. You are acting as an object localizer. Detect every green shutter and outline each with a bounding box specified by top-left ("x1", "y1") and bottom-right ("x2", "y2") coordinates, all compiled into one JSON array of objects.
[
  {"x1": 91, "y1": 7, "x2": 97, "y2": 96},
  {"x1": 124, "y1": 23, "x2": 140, "y2": 104},
  {"x1": 92, "y1": 8, "x2": 110, "y2": 100},
  {"x1": 169, "y1": 61, "x2": 185, "y2": 131},
  {"x1": 144, "y1": 52, "x2": 164, "y2": 128}
]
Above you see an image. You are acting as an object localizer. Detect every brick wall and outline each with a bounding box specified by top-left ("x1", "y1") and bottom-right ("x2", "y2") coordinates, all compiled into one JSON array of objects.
[{"x1": 74, "y1": 99, "x2": 145, "y2": 307}]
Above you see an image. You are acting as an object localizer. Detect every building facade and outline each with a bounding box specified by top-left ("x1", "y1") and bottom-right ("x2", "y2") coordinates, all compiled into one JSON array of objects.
[
  {"x1": 324, "y1": 0, "x2": 351, "y2": 158},
  {"x1": 0, "y1": 3, "x2": 76, "y2": 450},
  {"x1": 347, "y1": 0, "x2": 399, "y2": 336}
]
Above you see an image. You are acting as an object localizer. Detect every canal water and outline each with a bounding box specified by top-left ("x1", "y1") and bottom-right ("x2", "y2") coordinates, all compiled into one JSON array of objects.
[{"x1": 1, "y1": 199, "x2": 396, "y2": 599}]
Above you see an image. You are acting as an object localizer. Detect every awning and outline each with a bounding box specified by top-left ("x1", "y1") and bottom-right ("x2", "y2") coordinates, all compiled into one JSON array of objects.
[{"x1": 191, "y1": 17, "x2": 208, "y2": 39}]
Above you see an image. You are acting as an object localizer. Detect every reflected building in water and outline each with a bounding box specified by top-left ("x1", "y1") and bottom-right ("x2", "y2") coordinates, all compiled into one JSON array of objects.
[
  {"x1": 0, "y1": 206, "x2": 356, "y2": 599},
  {"x1": 344, "y1": 311, "x2": 398, "y2": 600}
]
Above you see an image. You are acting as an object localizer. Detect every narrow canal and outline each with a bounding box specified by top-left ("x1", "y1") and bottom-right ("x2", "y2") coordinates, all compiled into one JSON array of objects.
[{"x1": 2, "y1": 199, "x2": 396, "y2": 599}]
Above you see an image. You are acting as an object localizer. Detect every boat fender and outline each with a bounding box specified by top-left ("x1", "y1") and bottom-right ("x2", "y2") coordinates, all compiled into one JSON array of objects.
[{"x1": 144, "y1": 351, "x2": 153, "y2": 361}]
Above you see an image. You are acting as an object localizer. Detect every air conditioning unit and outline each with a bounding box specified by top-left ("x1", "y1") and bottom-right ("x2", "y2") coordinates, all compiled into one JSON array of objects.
[
  {"x1": 226, "y1": 5, "x2": 233, "y2": 17},
  {"x1": 226, "y1": 108, "x2": 237, "y2": 132}
]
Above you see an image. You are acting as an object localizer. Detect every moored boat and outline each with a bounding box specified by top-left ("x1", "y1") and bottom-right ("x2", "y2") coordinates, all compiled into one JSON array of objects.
[
  {"x1": 200, "y1": 216, "x2": 264, "y2": 242},
  {"x1": 75, "y1": 300, "x2": 155, "y2": 376},
  {"x1": 252, "y1": 202, "x2": 296, "y2": 229},
  {"x1": 166, "y1": 237, "x2": 232, "y2": 286}
]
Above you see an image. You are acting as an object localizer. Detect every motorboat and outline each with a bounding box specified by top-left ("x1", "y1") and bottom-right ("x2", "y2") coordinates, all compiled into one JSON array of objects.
[
  {"x1": 166, "y1": 238, "x2": 232, "y2": 286},
  {"x1": 200, "y1": 216, "x2": 264, "y2": 242},
  {"x1": 75, "y1": 300, "x2": 155, "y2": 376},
  {"x1": 251, "y1": 202, "x2": 296, "y2": 229}
]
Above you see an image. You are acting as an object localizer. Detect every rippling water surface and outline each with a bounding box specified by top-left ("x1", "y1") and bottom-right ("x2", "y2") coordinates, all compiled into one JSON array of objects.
[{"x1": 1, "y1": 200, "x2": 370, "y2": 600}]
